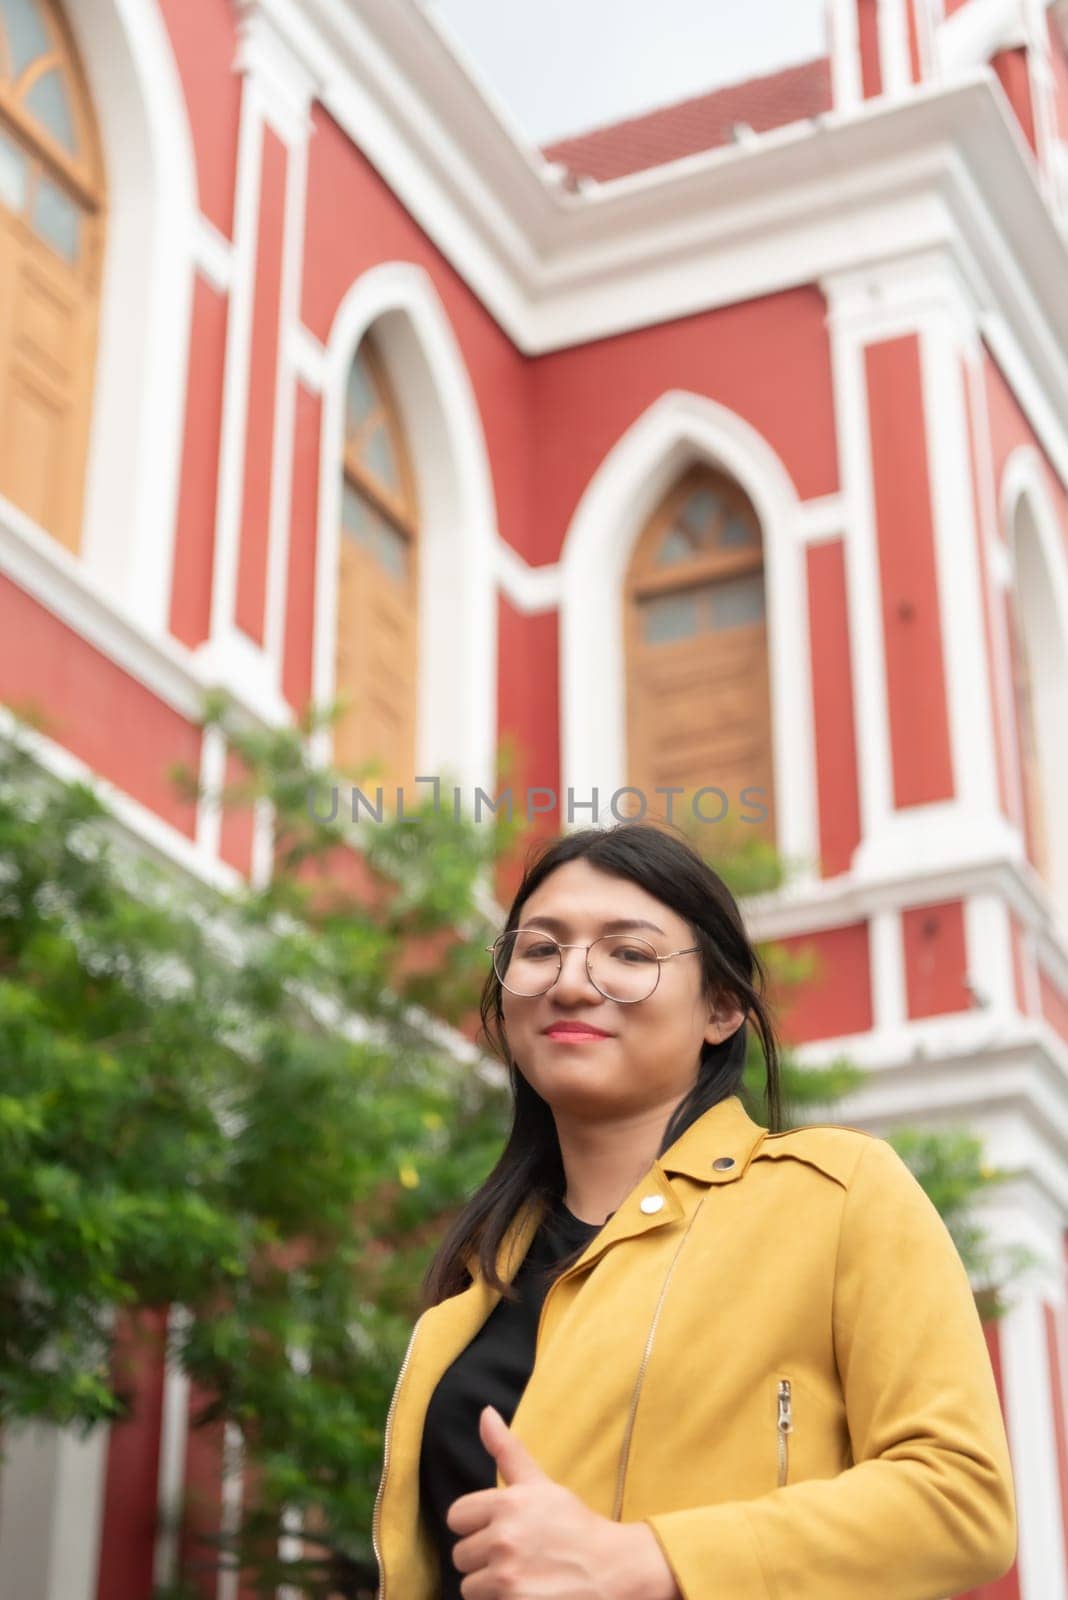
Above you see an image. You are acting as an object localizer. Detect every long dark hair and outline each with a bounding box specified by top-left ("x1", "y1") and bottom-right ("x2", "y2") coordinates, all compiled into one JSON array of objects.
[{"x1": 419, "y1": 822, "x2": 782, "y2": 1311}]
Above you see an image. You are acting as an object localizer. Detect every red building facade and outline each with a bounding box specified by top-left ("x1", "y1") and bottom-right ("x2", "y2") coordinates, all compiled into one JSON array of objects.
[{"x1": 1, "y1": 0, "x2": 1068, "y2": 1594}]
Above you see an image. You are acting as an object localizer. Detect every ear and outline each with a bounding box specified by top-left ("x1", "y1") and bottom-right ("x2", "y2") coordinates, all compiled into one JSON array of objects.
[{"x1": 703, "y1": 995, "x2": 747, "y2": 1046}]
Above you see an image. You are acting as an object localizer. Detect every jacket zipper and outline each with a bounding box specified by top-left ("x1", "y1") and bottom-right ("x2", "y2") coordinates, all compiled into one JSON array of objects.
[
  {"x1": 777, "y1": 1378, "x2": 793, "y2": 1487},
  {"x1": 609, "y1": 1189, "x2": 712, "y2": 1519},
  {"x1": 372, "y1": 1313, "x2": 424, "y2": 1600}
]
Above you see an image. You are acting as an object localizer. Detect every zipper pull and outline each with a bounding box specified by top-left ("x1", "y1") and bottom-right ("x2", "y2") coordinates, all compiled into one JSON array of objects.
[
  {"x1": 776, "y1": 1378, "x2": 792, "y2": 1488},
  {"x1": 777, "y1": 1379, "x2": 793, "y2": 1433}
]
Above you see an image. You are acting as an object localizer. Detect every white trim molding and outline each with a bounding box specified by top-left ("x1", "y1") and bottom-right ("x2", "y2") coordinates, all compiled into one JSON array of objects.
[
  {"x1": 193, "y1": 213, "x2": 235, "y2": 294},
  {"x1": 559, "y1": 389, "x2": 819, "y2": 882},
  {"x1": 1000, "y1": 1280, "x2": 1068, "y2": 1599},
  {"x1": 242, "y1": 0, "x2": 1068, "y2": 484},
  {"x1": 235, "y1": 0, "x2": 318, "y2": 145},
  {"x1": 797, "y1": 493, "x2": 848, "y2": 544},
  {"x1": 829, "y1": 0, "x2": 864, "y2": 109},
  {"x1": 823, "y1": 253, "x2": 1033, "y2": 892},
  {"x1": 314, "y1": 262, "x2": 499, "y2": 800},
  {"x1": 205, "y1": 5, "x2": 319, "y2": 713},
  {"x1": 823, "y1": 269, "x2": 896, "y2": 874},
  {"x1": 0, "y1": 703, "x2": 240, "y2": 894},
  {"x1": 67, "y1": 0, "x2": 199, "y2": 635},
  {"x1": 152, "y1": 1309, "x2": 191, "y2": 1592},
  {"x1": 797, "y1": 1014, "x2": 1068, "y2": 1196},
  {"x1": 918, "y1": 309, "x2": 1002, "y2": 818},
  {"x1": 494, "y1": 539, "x2": 561, "y2": 615},
  {"x1": 938, "y1": 0, "x2": 1030, "y2": 75},
  {"x1": 878, "y1": 0, "x2": 917, "y2": 96},
  {"x1": 291, "y1": 323, "x2": 328, "y2": 394},
  {"x1": 1000, "y1": 444, "x2": 1068, "y2": 946}
]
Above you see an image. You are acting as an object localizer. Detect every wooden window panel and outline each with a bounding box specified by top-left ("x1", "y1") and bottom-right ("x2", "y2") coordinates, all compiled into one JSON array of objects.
[
  {"x1": 334, "y1": 335, "x2": 419, "y2": 806},
  {"x1": 1006, "y1": 590, "x2": 1051, "y2": 886},
  {"x1": 0, "y1": 0, "x2": 104, "y2": 555},
  {"x1": 624, "y1": 463, "x2": 776, "y2": 842}
]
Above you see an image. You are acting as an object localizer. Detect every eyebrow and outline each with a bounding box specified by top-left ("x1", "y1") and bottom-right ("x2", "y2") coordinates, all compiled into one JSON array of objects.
[{"x1": 521, "y1": 915, "x2": 667, "y2": 937}]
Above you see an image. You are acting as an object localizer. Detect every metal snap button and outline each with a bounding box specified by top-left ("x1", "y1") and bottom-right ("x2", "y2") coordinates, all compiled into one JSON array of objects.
[
  {"x1": 712, "y1": 1157, "x2": 735, "y2": 1171},
  {"x1": 640, "y1": 1194, "x2": 665, "y2": 1213}
]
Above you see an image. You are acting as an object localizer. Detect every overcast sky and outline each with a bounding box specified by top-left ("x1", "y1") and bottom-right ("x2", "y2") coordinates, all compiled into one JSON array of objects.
[{"x1": 425, "y1": 0, "x2": 828, "y2": 145}]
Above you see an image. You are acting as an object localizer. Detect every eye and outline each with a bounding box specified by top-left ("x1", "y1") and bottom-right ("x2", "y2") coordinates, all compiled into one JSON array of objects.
[
  {"x1": 525, "y1": 943, "x2": 558, "y2": 960},
  {"x1": 610, "y1": 941, "x2": 657, "y2": 964}
]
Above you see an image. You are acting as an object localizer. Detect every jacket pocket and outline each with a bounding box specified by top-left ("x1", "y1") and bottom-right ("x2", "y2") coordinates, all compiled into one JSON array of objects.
[{"x1": 775, "y1": 1376, "x2": 793, "y2": 1487}]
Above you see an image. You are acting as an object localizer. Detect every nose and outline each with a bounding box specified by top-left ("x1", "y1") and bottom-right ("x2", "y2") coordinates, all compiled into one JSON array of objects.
[{"x1": 552, "y1": 945, "x2": 603, "y2": 1003}]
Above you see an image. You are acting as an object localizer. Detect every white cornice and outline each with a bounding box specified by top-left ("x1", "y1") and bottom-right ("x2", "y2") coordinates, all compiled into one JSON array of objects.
[
  {"x1": 234, "y1": 0, "x2": 319, "y2": 141},
  {"x1": 744, "y1": 839, "x2": 1068, "y2": 999},
  {"x1": 938, "y1": 0, "x2": 1030, "y2": 72},
  {"x1": 248, "y1": 0, "x2": 1068, "y2": 481}
]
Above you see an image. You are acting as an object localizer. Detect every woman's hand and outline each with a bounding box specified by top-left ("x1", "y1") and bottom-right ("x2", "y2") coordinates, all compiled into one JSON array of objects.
[{"x1": 446, "y1": 1405, "x2": 681, "y2": 1599}]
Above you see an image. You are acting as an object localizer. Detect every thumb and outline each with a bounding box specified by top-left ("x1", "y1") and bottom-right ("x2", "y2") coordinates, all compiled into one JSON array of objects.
[{"x1": 479, "y1": 1404, "x2": 550, "y2": 1486}]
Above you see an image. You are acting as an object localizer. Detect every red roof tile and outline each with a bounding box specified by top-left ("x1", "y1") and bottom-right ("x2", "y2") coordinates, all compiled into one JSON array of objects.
[{"x1": 541, "y1": 57, "x2": 833, "y2": 184}]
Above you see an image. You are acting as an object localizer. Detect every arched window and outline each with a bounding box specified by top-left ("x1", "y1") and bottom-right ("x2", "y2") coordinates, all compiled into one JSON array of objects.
[
  {"x1": 335, "y1": 332, "x2": 419, "y2": 799},
  {"x1": 1006, "y1": 583, "x2": 1050, "y2": 887},
  {"x1": 0, "y1": 0, "x2": 104, "y2": 554},
  {"x1": 624, "y1": 462, "x2": 776, "y2": 839}
]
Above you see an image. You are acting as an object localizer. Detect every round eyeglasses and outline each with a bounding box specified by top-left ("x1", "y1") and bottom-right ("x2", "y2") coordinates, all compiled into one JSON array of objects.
[{"x1": 487, "y1": 928, "x2": 701, "y2": 1004}]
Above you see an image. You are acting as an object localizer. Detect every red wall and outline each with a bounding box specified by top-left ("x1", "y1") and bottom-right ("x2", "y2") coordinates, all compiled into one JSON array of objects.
[
  {"x1": 807, "y1": 539, "x2": 861, "y2": 878},
  {"x1": 95, "y1": 1312, "x2": 168, "y2": 1600},
  {"x1": 774, "y1": 923, "x2": 873, "y2": 1043},
  {"x1": 301, "y1": 109, "x2": 533, "y2": 561},
  {"x1": 156, "y1": 0, "x2": 241, "y2": 239},
  {"x1": 902, "y1": 899, "x2": 973, "y2": 1018},
  {"x1": 0, "y1": 580, "x2": 201, "y2": 838},
  {"x1": 170, "y1": 275, "x2": 228, "y2": 650},
  {"x1": 866, "y1": 335, "x2": 955, "y2": 809}
]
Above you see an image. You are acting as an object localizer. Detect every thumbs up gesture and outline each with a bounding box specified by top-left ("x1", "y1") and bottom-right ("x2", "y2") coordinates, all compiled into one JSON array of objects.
[{"x1": 444, "y1": 1405, "x2": 681, "y2": 1598}]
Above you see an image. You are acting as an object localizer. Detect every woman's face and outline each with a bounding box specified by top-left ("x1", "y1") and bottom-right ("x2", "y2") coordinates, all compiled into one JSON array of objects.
[{"x1": 500, "y1": 858, "x2": 745, "y2": 1119}]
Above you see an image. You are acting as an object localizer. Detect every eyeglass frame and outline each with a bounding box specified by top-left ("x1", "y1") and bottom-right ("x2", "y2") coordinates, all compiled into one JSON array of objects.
[{"x1": 485, "y1": 927, "x2": 702, "y2": 1004}]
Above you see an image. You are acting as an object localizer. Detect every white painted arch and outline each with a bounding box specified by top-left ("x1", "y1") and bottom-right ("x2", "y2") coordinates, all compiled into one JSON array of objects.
[
  {"x1": 1001, "y1": 444, "x2": 1068, "y2": 944},
  {"x1": 559, "y1": 389, "x2": 819, "y2": 879},
  {"x1": 313, "y1": 261, "x2": 498, "y2": 800},
  {"x1": 66, "y1": 0, "x2": 198, "y2": 633}
]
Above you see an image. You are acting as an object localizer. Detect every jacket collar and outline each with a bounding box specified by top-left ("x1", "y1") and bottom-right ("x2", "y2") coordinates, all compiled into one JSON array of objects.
[
  {"x1": 657, "y1": 1091, "x2": 769, "y2": 1184},
  {"x1": 463, "y1": 1093, "x2": 769, "y2": 1287}
]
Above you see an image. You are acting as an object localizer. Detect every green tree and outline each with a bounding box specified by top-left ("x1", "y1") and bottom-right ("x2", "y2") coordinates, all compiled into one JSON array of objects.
[{"x1": 0, "y1": 699, "x2": 514, "y2": 1596}]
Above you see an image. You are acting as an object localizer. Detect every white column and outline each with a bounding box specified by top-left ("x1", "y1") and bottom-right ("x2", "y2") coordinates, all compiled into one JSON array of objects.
[
  {"x1": 870, "y1": 907, "x2": 907, "y2": 1031},
  {"x1": 822, "y1": 254, "x2": 1018, "y2": 891},
  {"x1": 0, "y1": 1425, "x2": 109, "y2": 1600},
  {"x1": 915, "y1": 307, "x2": 1001, "y2": 823},
  {"x1": 153, "y1": 1307, "x2": 192, "y2": 1591},
  {"x1": 827, "y1": 0, "x2": 863, "y2": 109},
  {"x1": 877, "y1": 0, "x2": 915, "y2": 94},
  {"x1": 1021, "y1": 0, "x2": 1064, "y2": 214},
  {"x1": 977, "y1": 1182, "x2": 1068, "y2": 1600},
  {"x1": 822, "y1": 267, "x2": 897, "y2": 870},
  {"x1": 196, "y1": 0, "x2": 316, "y2": 725},
  {"x1": 193, "y1": 0, "x2": 317, "y2": 874}
]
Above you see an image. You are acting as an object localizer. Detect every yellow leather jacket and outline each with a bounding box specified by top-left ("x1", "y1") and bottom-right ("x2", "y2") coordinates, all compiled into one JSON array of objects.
[{"x1": 372, "y1": 1093, "x2": 1017, "y2": 1599}]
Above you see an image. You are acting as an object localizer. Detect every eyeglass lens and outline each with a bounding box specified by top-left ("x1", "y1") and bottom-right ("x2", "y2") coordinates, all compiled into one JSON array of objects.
[{"x1": 492, "y1": 929, "x2": 662, "y2": 1002}]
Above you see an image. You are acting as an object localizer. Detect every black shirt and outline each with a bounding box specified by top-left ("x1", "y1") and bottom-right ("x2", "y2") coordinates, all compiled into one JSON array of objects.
[{"x1": 417, "y1": 1194, "x2": 610, "y2": 1598}]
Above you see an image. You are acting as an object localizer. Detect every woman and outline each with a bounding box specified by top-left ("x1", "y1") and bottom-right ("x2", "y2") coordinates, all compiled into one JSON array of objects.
[{"x1": 372, "y1": 822, "x2": 1017, "y2": 1600}]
